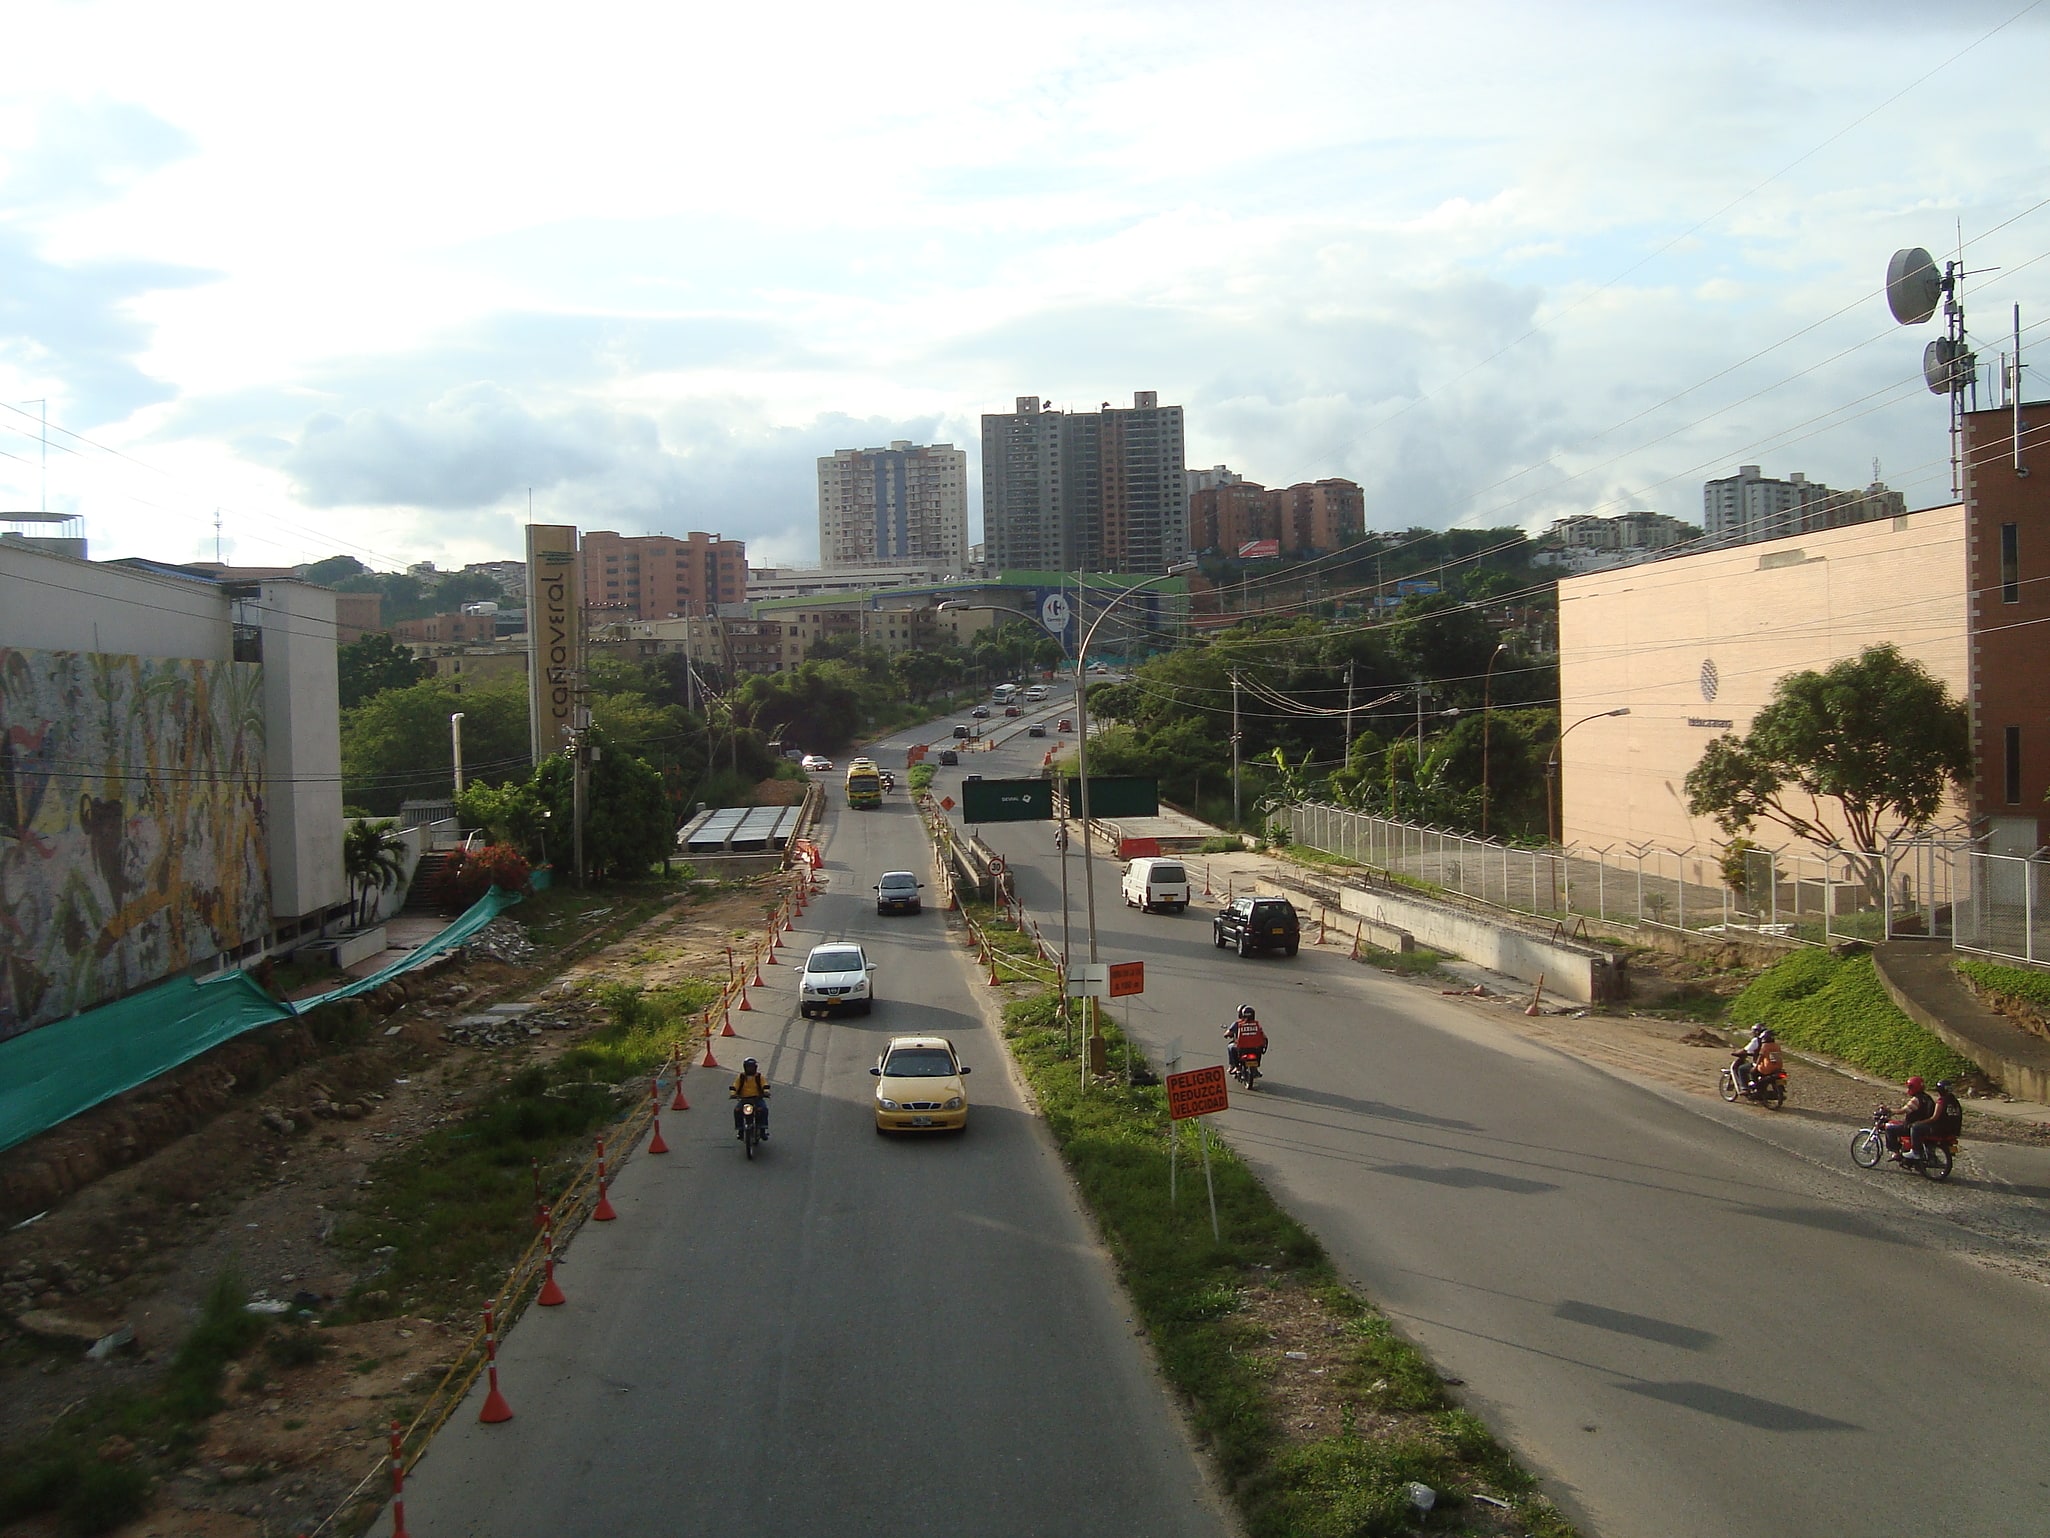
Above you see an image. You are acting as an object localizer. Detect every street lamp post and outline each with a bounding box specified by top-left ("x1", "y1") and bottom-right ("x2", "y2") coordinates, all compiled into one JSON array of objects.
[
  {"x1": 450, "y1": 712, "x2": 466, "y2": 798},
  {"x1": 1546, "y1": 707, "x2": 1631, "y2": 847},
  {"x1": 1480, "y1": 644, "x2": 1507, "y2": 837}
]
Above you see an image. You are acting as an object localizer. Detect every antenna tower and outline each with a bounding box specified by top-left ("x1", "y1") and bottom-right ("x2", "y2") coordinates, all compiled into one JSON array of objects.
[{"x1": 1884, "y1": 245, "x2": 1979, "y2": 498}]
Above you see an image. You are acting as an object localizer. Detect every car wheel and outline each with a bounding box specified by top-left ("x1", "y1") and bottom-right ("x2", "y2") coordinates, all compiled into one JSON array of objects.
[
  {"x1": 1214, "y1": 929, "x2": 1227, "y2": 948},
  {"x1": 1237, "y1": 935, "x2": 1252, "y2": 957},
  {"x1": 1284, "y1": 942, "x2": 1299, "y2": 956}
]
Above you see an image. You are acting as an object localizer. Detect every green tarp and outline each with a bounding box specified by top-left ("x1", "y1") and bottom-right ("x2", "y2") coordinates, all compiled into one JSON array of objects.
[{"x1": 0, "y1": 886, "x2": 523, "y2": 1156}]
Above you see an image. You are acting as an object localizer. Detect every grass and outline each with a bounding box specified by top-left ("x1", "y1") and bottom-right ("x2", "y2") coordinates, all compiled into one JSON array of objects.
[
  {"x1": 0, "y1": 1266, "x2": 267, "y2": 1535},
  {"x1": 907, "y1": 763, "x2": 937, "y2": 792},
  {"x1": 1636, "y1": 985, "x2": 1731, "y2": 1023},
  {"x1": 1354, "y1": 944, "x2": 1451, "y2": 978},
  {"x1": 1197, "y1": 835, "x2": 1242, "y2": 854},
  {"x1": 1954, "y1": 957, "x2": 2050, "y2": 1029},
  {"x1": 1728, "y1": 949, "x2": 1978, "y2": 1082},
  {"x1": 335, "y1": 975, "x2": 723, "y2": 1318},
  {"x1": 994, "y1": 982, "x2": 1575, "y2": 1537},
  {"x1": 1278, "y1": 844, "x2": 1363, "y2": 872}
]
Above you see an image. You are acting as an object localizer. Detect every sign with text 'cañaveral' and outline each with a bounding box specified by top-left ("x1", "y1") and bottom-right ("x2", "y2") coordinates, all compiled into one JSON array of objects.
[{"x1": 525, "y1": 524, "x2": 582, "y2": 766}]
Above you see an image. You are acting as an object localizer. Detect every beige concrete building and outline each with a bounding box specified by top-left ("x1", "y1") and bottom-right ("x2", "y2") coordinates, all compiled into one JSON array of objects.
[
  {"x1": 817, "y1": 443, "x2": 969, "y2": 573},
  {"x1": 1556, "y1": 502, "x2": 1969, "y2": 871}
]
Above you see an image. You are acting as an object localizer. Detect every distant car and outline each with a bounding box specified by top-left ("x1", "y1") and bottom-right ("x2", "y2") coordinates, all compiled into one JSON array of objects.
[
  {"x1": 801, "y1": 754, "x2": 834, "y2": 771},
  {"x1": 937, "y1": 748, "x2": 960, "y2": 765},
  {"x1": 1027, "y1": 724, "x2": 1047, "y2": 738},
  {"x1": 964, "y1": 773, "x2": 982, "y2": 782},
  {"x1": 1057, "y1": 718, "x2": 1073, "y2": 732},
  {"x1": 1214, "y1": 897, "x2": 1301, "y2": 958},
  {"x1": 1004, "y1": 705, "x2": 1022, "y2": 717},
  {"x1": 971, "y1": 706, "x2": 990, "y2": 719},
  {"x1": 875, "y1": 870, "x2": 923, "y2": 915},
  {"x1": 783, "y1": 748, "x2": 805, "y2": 761},
  {"x1": 870, "y1": 1035, "x2": 971, "y2": 1134},
  {"x1": 952, "y1": 725, "x2": 972, "y2": 739},
  {"x1": 800, "y1": 943, "x2": 874, "y2": 1017}
]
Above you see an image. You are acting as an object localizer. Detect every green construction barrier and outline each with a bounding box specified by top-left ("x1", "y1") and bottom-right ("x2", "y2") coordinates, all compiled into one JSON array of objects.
[{"x1": 0, "y1": 886, "x2": 523, "y2": 1157}]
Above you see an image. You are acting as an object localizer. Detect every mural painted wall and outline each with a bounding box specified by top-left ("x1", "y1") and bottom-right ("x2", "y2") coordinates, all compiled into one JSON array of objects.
[{"x1": 0, "y1": 648, "x2": 271, "y2": 1039}]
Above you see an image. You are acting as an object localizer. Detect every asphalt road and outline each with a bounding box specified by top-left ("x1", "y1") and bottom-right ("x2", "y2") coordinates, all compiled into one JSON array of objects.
[
  {"x1": 933, "y1": 703, "x2": 2050, "y2": 1538},
  {"x1": 380, "y1": 747, "x2": 1233, "y2": 1538}
]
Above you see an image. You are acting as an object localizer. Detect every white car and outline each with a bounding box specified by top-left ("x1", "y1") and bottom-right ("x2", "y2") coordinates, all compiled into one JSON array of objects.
[
  {"x1": 800, "y1": 754, "x2": 834, "y2": 772},
  {"x1": 800, "y1": 943, "x2": 874, "y2": 1017}
]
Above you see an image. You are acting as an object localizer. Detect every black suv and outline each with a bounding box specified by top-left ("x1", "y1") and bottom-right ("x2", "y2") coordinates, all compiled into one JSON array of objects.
[{"x1": 1213, "y1": 897, "x2": 1300, "y2": 957}]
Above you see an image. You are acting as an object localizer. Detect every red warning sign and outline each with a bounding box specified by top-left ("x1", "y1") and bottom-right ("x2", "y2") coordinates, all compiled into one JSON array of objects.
[{"x1": 1165, "y1": 1064, "x2": 1229, "y2": 1120}]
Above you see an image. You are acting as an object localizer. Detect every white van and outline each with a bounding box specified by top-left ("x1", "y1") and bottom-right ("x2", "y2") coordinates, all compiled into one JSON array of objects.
[
  {"x1": 1024, "y1": 684, "x2": 1049, "y2": 703},
  {"x1": 1120, "y1": 856, "x2": 1190, "y2": 914}
]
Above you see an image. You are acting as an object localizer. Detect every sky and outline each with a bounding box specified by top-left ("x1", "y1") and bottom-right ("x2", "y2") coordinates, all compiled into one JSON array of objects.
[{"x1": 2, "y1": 0, "x2": 2046, "y2": 574}]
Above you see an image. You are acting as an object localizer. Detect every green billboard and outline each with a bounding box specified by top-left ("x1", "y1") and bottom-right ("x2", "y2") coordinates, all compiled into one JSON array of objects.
[
  {"x1": 961, "y1": 777, "x2": 1055, "y2": 823},
  {"x1": 1061, "y1": 776, "x2": 1159, "y2": 818}
]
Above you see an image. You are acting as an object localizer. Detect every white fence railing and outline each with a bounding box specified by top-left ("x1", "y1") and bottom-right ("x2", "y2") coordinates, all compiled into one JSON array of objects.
[{"x1": 1284, "y1": 803, "x2": 1886, "y2": 944}]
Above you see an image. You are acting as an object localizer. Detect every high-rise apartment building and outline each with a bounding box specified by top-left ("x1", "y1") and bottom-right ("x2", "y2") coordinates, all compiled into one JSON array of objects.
[
  {"x1": 817, "y1": 441, "x2": 970, "y2": 572},
  {"x1": 1190, "y1": 478, "x2": 1365, "y2": 556},
  {"x1": 582, "y1": 530, "x2": 747, "y2": 620},
  {"x1": 1704, "y1": 466, "x2": 1906, "y2": 547},
  {"x1": 982, "y1": 392, "x2": 1188, "y2": 574}
]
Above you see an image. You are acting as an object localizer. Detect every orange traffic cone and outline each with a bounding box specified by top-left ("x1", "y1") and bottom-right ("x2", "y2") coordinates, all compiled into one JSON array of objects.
[
  {"x1": 701, "y1": 1032, "x2": 722, "y2": 1070},
  {"x1": 670, "y1": 1056, "x2": 689, "y2": 1111},
  {"x1": 478, "y1": 1304, "x2": 515, "y2": 1422},
  {"x1": 720, "y1": 1009, "x2": 736, "y2": 1036},
  {"x1": 592, "y1": 1138, "x2": 619, "y2": 1221},
  {"x1": 648, "y1": 1082, "x2": 670, "y2": 1154},
  {"x1": 737, "y1": 979, "x2": 753, "y2": 1011},
  {"x1": 536, "y1": 1208, "x2": 567, "y2": 1306},
  {"x1": 1525, "y1": 974, "x2": 1547, "y2": 1016}
]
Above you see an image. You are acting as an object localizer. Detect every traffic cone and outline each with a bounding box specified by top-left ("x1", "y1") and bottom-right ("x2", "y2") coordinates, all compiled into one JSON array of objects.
[
  {"x1": 1525, "y1": 974, "x2": 1547, "y2": 1017},
  {"x1": 670, "y1": 1055, "x2": 689, "y2": 1111},
  {"x1": 535, "y1": 1207, "x2": 567, "y2": 1306},
  {"x1": 648, "y1": 1081, "x2": 670, "y2": 1153},
  {"x1": 592, "y1": 1138, "x2": 619, "y2": 1221},
  {"x1": 1202, "y1": 863, "x2": 1214, "y2": 898},
  {"x1": 987, "y1": 951, "x2": 1002, "y2": 986},
  {"x1": 479, "y1": 1304, "x2": 515, "y2": 1422},
  {"x1": 1316, "y1": 910, "x2": 1328, "y2": 945},
  {"x1": 387, "y1": 1420, "x2": 412, "y2": 1537},
  {"x1": 720, "y1": 1008, "x2": 736, "y2": 1036},
  {"x1": 753, "y1": 953, "x2": 766, "y2": 986},
  {"x1": 1351, "y1": 922, "x2": 1364, "y2": 961},
  {"x1": 702, "y1": 1032, "x2": 722, "y2": 1070},
  {"x1": 738, "y1": 978, "x2": 753, "y2": 1011}
]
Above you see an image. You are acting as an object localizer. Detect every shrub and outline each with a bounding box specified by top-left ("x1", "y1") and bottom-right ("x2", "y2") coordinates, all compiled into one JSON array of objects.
[
  {"x1": 444, "y1": 843, "x2": 533, "y2": 907},
  {"x1": 1955, "y1": 958, "x2": 2050, "y2": 1027},
  {"x1": 1729, "y1": 951, "x2": 1976, "y2": 1082}
]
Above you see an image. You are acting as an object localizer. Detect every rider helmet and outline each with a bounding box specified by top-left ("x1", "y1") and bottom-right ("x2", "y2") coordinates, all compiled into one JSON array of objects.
[
  {"x1": 1759, "y1": 1029, "x2": 1776, "y2": 1042},
  {"x1": 1905, "y1": 1075, "x2": 1925, "y2": 1093},
  {"x1": 1237, "y1": 1004, "x2": 1257, "y2": 1021},
  {"x1": 743, "y1": 1057, "x2": 759, "y2": 1074}
]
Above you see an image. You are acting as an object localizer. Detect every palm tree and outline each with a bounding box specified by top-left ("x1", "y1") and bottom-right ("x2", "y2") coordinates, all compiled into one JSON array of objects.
[{"x1": 343, "y1": 819, "x2": 410, "y2": 928}]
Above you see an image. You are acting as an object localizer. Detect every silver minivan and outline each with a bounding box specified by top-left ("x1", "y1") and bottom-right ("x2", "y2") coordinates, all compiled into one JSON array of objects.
[{"x1": 1120, "y1": 856, "x2": 1190, "y2": 914}]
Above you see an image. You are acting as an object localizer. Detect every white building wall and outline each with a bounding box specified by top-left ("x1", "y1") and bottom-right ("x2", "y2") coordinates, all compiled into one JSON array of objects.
[{"x1": 255, "y1": 579, "x2": 347, "y2": 920}]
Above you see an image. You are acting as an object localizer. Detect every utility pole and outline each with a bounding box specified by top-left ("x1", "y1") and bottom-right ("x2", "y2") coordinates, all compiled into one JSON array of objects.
[
  {"x1": 570, "y1": 723, "x2": 588, "y2": 887},
  {"x1": 1344, "y1": 660, "x2": 1356, "y2": 769},
  {"x1": 1231, "y1": 669, "x2": 1243, "y2": 829}
]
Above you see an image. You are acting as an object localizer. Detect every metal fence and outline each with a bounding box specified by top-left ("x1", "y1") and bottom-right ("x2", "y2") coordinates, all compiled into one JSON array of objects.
[
  {"x1": 1285, "y1": 803, "x2": 1885, "y2": 943},
  {"x1": 1950, "y1": 847, "x2": 2050, "y2": 966}
]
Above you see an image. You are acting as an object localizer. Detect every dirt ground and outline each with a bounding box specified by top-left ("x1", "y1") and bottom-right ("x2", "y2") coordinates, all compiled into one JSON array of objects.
[{"x1": 0, "y1": 881, "x2": 782, "y2": 1538}]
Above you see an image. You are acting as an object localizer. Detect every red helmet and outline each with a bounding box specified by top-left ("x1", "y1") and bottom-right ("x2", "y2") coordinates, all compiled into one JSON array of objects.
[{"x1": 1905, "y1": 1076, "x2": 1925, "y2": 1093}]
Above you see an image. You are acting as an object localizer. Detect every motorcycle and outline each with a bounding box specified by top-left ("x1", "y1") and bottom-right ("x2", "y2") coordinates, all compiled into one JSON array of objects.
[
  {"x1": 1718, "y1": 1052, "x2": 1787, "y2": 1109},
  {"x1": 1054, "y1": 826, "x2": 1068, "y2": 852},
  {"x1": 1228, "y1": 1048, "x2": 1264, "y2": 1091},
  {"x1": 1850, "y1": 1105, "x2": 1955, "y2": 1181},
  {"x1": 738, "y1": 1098, "x2": 766, "y2": 1160}
]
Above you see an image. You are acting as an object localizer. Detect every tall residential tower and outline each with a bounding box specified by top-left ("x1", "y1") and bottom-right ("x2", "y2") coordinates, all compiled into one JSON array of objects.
[
  {"x1": 981, "y1": 392, "x2": 1188, "y2": 573},
  {"x1": 817, "y1": 441, "x2": 969, "y2": 573}
]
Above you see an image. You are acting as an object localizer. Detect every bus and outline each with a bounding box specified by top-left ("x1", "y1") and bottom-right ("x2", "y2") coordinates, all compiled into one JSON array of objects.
[
  {"x1": 845, "y1": 758, "x2": 882, "y2": 809},
  {"x1": 992, "y1": 684, "x2": 1020, "y2": 706}
]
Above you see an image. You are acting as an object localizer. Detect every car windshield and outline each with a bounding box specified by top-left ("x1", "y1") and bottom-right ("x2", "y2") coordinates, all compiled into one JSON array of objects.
[
  {"x1": 807, "y1": 949, "x2": 864, "y2": 974},
  {"x1": 879, "y1": 874, "x2": 916, "y2": 891},
  {"x1": 1252, "y1": 903, "x2": 1293, "y2": 920},
  {"x1": 883, "y1": 1048, "x2": 956, "y2": 1077}
]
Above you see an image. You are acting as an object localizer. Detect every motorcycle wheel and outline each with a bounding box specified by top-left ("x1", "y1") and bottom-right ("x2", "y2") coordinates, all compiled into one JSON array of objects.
[
  {"x1": 1761, "y1": 1077, "x2": 1786, "y2": 1110},
  {"x1": 744, "y1": 1124, "x2": 759, "y2": 1161},
  {"x1": 1718, "y1": 1069, "x2": 1739, "y2": 1103},
  {"x1": 1916, "y1": 1144, "x2": 1954, "y2": 1181},
  {"x1": 1850, "y1": 1129, "x2": 1884, "y2": 1169}
]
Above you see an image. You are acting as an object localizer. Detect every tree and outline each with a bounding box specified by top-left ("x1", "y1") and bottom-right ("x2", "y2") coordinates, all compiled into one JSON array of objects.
[
  {"x1": 303, "y1": 554, "x2": 369, "y2": 587},
  {"x1": 342, "y1": 818, "x2": 409, "y2": 927},
  {"x1": 341, "y1": 678, "x2": 531, "y2": 815},
  {"x1": 337, "y1": 631, "x2": 425, "y2": 709},
  {"x1": 1683, "y1": 645, "x2": 1972, "y2": 895},
  {"x1": 456, "y1": 780, "x2": 549, "y2": 860},
  {"x1": 531, "y1": 725, "x2": 673, "y2": 881}
]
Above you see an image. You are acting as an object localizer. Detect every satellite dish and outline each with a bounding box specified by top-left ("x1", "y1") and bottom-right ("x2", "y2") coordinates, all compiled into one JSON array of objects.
[
  {"x1": 1923, "y1": 337, "x2": 1976, "y2": 396},
  {"x1": 1887, "y1": 247, "x2": 1942, "y2": 325}
]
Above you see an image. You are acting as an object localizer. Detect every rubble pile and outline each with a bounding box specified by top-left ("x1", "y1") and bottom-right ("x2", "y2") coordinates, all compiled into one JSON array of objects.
[{"x1": 465, "y1": 920, "x2": 537, "y2": 966}]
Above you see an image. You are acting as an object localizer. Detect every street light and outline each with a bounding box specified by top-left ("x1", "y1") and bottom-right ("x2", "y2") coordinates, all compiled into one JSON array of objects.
[
  {"x1": 450, "y1": 711, "x2": 466, "y2": 798},
  {"x1": 1546, "y1": 707, "x2": 1631, "y2": 847},
  {"x1": 1480, "y1": 644, "x2": 1508, "y2": 837}
]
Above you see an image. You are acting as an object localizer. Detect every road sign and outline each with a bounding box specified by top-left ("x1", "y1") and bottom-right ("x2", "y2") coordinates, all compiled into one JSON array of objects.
[
  {"x1": 1064, "y1": 962, "x2": 1107, "y2": 999},
  {"x1": 961, "y1": 777, "x2": 1053, "y2": 823},
  {"x1": 1060, "y1": 775, "x2": 1159, "y2": 818},
  {"x1": 1165, "y1": 1065, "x2": 1229, "y2": 1120},
  {"x1": 939, "y1": 796, "x2": 955, "y2": 811},
  {"x1": 1107, "y1": 961, "x2": 1143, "y2": 998},
  {"x1": 1040, "y1": 592, "x2": 1072, "y2": 636}
]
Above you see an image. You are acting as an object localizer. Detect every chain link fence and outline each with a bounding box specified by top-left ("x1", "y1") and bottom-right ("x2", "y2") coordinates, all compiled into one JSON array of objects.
[{"x1": 1285, "y1": 803, "x2": 1886, "y2": 943}]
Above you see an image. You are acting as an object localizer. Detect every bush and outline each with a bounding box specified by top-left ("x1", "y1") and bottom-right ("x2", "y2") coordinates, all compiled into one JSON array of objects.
[
  {"x1": 1955, "y1": 958, "x2": 2050, "y2": 1026},
  {"x1": 1197, "y1": 835, "x2": 1241, "y2": 854},
  {"x1": 59, "y1": 1461, "x2": 151, "y2": 1537},
  {"x1": 908, "y1": 763, "x2": 936, "y2": 792},
  {"x1": 1728, "y1": 951, "x2": 1977, "y2": 1082},
  {"x1": 444, "y1": 843, "x2": 533, "y2": 907}
]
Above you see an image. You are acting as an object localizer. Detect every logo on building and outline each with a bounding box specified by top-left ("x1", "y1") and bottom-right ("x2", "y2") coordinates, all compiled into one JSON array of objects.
[
  {"x1": 1699, "y1": 658, "x2": 1720, "y2": 702},
  {"x1": 1039, "y1": 592, "x2": 1072, "y2": 637}
]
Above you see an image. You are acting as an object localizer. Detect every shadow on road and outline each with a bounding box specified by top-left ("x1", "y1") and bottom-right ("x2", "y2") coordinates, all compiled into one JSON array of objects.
[
  {"x1": 1372, "y1": 1163, "x2": 1560, "y2": 1195},
  {"x1": 1617, "y1": 1379, "x2": 1859, "y2": 1431},
  {"x1": 1261, "y1": 1083, "x2": 1480, "y2": 1131},
  {"x1": 1555, "y1": 1300, "x2": 1718, "y2": 1351}
]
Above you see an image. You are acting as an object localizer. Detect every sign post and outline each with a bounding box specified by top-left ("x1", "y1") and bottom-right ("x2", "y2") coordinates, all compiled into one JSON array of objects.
[{"x1": 1164, "y1": 1063, "x2": 1229, "y2": 1239}]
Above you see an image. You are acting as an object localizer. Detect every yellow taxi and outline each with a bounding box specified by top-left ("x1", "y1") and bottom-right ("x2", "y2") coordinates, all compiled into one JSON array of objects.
[{"x1": 870, "y1": 1036, "x2": 971, "y2": 1134}]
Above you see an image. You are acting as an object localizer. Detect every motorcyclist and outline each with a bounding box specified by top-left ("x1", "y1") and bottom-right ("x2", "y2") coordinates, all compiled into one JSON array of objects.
[
  {"x1": 1225, "y1": 1004, "x2": 1268, "y2": 1077},
  {"x1": 1054, "y1": 823, "x2": 1068, "y2": 852},
  {"x1": 1749, "y1": 1029, "x2": 1784, "y2": 1093},
  {"x1": 1882, "y1": 1075, "x2": 1935, "y2": 1158},
  {"x1": 730, "y1": 1057, "x2": 770, "y2": 1141},
  {"x1": 1731, "y1": 1022, "x2": 1770, "y2": 1092},
  {"x1": 1908, "y1": 1079, "x2": 1964, "y2": 1161}
]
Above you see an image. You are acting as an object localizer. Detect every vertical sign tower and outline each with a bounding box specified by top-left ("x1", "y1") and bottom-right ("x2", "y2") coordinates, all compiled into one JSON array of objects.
[{"x1": 525, "y1": 524, "x2": 583, "y2": 766}]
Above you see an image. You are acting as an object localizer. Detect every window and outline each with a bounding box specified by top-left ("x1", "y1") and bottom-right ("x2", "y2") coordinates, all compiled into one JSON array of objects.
[
  {"x1": 2006, "y1": 725, "x2": 2023, "y2": 805},
  {"x1": 2001, "y1": 523, "x2": 2020, "y2": 604}
]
